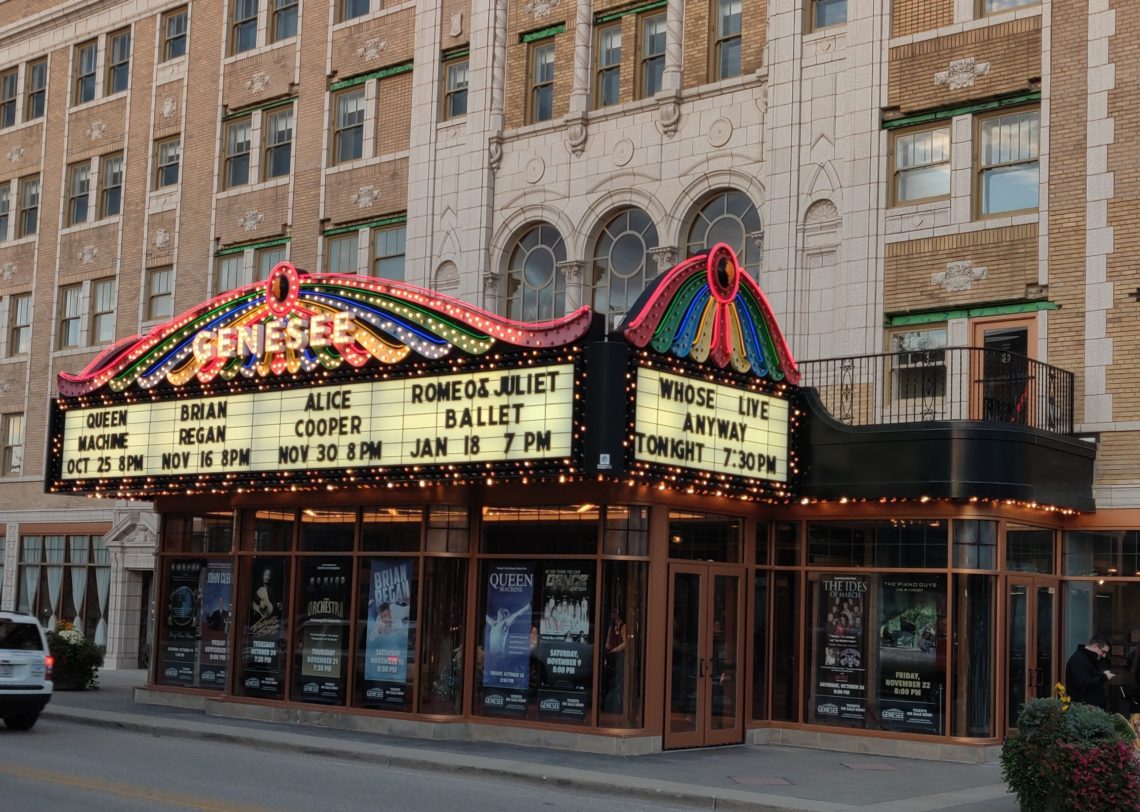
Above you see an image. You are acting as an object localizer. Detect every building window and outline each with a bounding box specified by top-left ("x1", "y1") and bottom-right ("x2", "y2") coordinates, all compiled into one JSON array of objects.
[
  {"x1": 684, "y1": 190, "x2": 762, "y2": 275},
  {"x1": 99, "y1": 153, "x2": 124, "y2": 218},
  {"x1": 272, "y1": 0, "x2": 298, "y2": 42},
  {"x1": 978, "y1": 109, "x2": 1039, "y2": 216},
  {"x1": 106, "y1": 29, "x2": 131, "y2": 95},
  {"x1": 155, "y1": 137, "x2": 181, "y2": 188},
  {"x1": 0, "y1": 68, "x2": 17, "y2": 128},
  {"x1": 232, "y1": 0, "x2": 259, "y2": 54},
  {"x1": 263, "y1": 106, "x2": 293, "y2": 179},
  {"x1": 714, "y1": 0, "x2": 742, "y2": 80},
  {"x1": 981, "y1": 0, "x2": 1039, "y2": 14},
  {"x1": 529, "y1": 42, "x2": 555, "y2": 123},
  {"x1": 596, "y1": 25, "x2": 621, "y2": 107},
  {"x1": 146, "y1": 267, "x2": 173, "y2": 321},
  {"x1": 24, "y1": 59, "x2": 46, "y2": 120},
  {"x1": 0, "y1": 182, "x2": 9, "y2": 242},
  {"x1": 640, "y1": 14, "x2": 666, "y2": 99},
  {"x1": 2, "y1": 413, "x2": 23, "y2": 475},
  {"x1": 891, "y1": 126, "x2": 950, "y2": 205},
  {"x1": 17, "y1": 176, "x2": 38, "y2": 237},
  {"x1": 810, "y1": 0, "x2": 847, "y2": 30},
  {"x1": 442, "y1": 57, "x2": 468, "y2": 120},
  {"x1": 215, "y1": 255, "x2": 246, "y2": 292},
  {"x1": 889, "y1": 327, "x2": 947, "y2": 401},
  {"x1": 326, "y1": 233, "x2": 359, "y2": 274},
  {"x1": 372, "y1": 225, "x2": 406, "y2": 280},
  {"x1": 341, "y1": 0, "x2": 370, "y2": 21},
  {"x1": 591, "y1": 208, "x2": 660, "y2": 321},
  {"x1": 74, "y1": 41, "x2": 97, "y2": 105},
  {"x1": 67, "y1": 162, "x2": 91, "y2": 227},
  {"x1": 504, "y1": 223, "x2": 566, "y2": 322},
  {"x1": 91, "y1": 278, "x2": 117, "y2": 344},
  {"x1": 224, "y1": 118, "x2": 252, "y2": 188},
  {"x1": 256, "y1": 245, "x2": 285, "y2": 280},
  {"x1": 58, "y1": 284, "x2": 83, "y2": 349},
  {"x1": 332, "y1": 89, "x2": 365, "y2": 164},
  {"x1": 162, "y1": 7, "x2": 189, "y2": 61},
  {"x1": 7, "y1": 293, "x2": 31, "y2": 356}
]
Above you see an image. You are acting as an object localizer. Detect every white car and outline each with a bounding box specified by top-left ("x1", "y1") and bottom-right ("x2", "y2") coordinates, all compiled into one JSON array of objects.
[{"x1": 0, "y1": 611, "x2": 53, "y2": 730}]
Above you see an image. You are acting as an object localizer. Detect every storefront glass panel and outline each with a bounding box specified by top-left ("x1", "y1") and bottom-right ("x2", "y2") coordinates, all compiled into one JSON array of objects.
[
  {"x1": 251, "y1": 510, "x2": 293, "y2": 552},
  {"x1": 416, "y1": 557, "x2": 466, "y2": 715},
  {"x1": 770, "y1": 571, "x2": 799, "y2": 721},
  {"x1": 774, "y1": 522, "x2": 799, "y2": 566},
  {"x1": 291, "y1": 556, "x2": 351, "y2": 704},
  {"x1": 807, "y1": 572, "x2": 947, "y2": 734},
  {"x1": 599, "y1": 560, "x2": 646, "y2": 728},
  {"x1": 807, "y1": 521, "x2": 947, "y2": 568},
  {"x1": 363, "y1": 507, "x2": 423, "y2": 553},
  {"x1": 951, "y1": 573, "x2": 995, "y2": 737},
  {"x1": 1006, "y1": 525, "x2": 1054, "y2": 573},
  {"x1": 752, "y1": 570, "x2": 769, "y2": 720},
  {"x1": 1064, "y1": 531, "x2": 1140, "y2": 577},
  {"x1": 668, "y1": 570, "x2": 701, "y2": 736},
  {"x1": 1063, "y1": 580, "x2": 1140, "y2": 716},
  {"x1": 355, "y1": 556, "x2": 418, "y2": 711},
  {"x1": 424, "y1": 506, "x2": 469, "y2": 554},
  {"x1": 953, "y1": 520, "x2": 997, "y2": 570},
  {"x1": 163, "y1": 513, "x2": 234, "y2": 553},
  {"x1": 236, "y1": 557, "x2": 290, "y2": 699},
  {"x1": 481, "y1": 506, "x2": 599, "y2": 556},
  {"x1": 668, "y1": 511, "x2": 741, "y2": 562},
  {"x1": 299, "y1": 509, "x2": 355, "y2": 552},
  {"x1": 603, "y1": 506, "x2": 649, "y2": 557}
]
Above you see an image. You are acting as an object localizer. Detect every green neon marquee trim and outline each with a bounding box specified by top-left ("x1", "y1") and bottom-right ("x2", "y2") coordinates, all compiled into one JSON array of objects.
[
  {"x1": 330, "y1": 61, "x2": 414, "y2": 92},
  {"x1": 215, "y1": 236, "x2": 291, "y2": 257},
  {"x1": 596, "y1": 0, "x2": 666, "y2": 23},
  {"x1": 521, "y1": 23, "x2": 566, "y2": 43},
  {"x1": 882, "y1": 91, "x2": 1041, "y2": 130},
  {"x1": 888, "y1": 300, "x2": 1059, "y2": 327},
  {"x1": 322, "y1": 213, "x2": 408, "y2": 238},
  {"x1": 222, "y1": 96, "x2": 297, "y2": 121}
]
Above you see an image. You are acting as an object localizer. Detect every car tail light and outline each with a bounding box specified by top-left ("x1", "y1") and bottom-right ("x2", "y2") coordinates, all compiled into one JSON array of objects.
[{"x1": 45, "y1": 654, "x2": 54, "y2": 679}]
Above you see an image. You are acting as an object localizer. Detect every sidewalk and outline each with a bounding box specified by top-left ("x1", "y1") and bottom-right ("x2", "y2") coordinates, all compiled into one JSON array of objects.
[{"x1": 44, "y1": 669, "x2": 1016, "y2": 812}]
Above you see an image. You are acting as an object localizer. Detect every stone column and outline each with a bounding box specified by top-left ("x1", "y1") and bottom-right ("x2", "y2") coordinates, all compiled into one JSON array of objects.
[
  {"x1": 565, "y1": 0, "x2": 592, "y2": 156},
  {"x1": 656, "y1": 0, "x2": 684, "y2": 137},
  {"x1": 558, "y1": 259, "x2": 587, "y2": 311},
  {"x1": 648, "y1": 245, "x2": 679, "y2": 272},
  {"x1": 487, "y1": 0, "x2": 508, "y2": 171}
]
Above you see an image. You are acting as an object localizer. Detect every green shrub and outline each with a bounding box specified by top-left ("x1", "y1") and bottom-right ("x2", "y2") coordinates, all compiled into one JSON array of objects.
[
  {"x1": 46, "y1": 621, "x2": 103, "y2": 691},
  {"x1": 1001, "y1": 693, "x2": 1140, "y2": 812}
]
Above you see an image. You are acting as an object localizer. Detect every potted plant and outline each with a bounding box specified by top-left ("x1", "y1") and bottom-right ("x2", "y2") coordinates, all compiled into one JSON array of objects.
[
  {"x1": 45, "y1": 620, "x2": 103, "y2": 691},
  {"x1": 1001, "y1": 684, "x2": 1140, "y2": 812}
]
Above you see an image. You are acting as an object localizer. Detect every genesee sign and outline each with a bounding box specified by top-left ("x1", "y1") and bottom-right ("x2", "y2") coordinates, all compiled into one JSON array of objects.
[
  {"x1": 58, "y1": 364, "x2": 574, "y2": 481},
  {"x1": 633, "y1": 368, "x2": 789, "y2": 483}
]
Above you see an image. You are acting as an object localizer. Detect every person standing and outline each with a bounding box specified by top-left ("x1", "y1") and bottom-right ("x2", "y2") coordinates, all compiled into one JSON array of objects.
[{"x1": 1064, "y1": 634, "x2": 1111, "y2": 709}]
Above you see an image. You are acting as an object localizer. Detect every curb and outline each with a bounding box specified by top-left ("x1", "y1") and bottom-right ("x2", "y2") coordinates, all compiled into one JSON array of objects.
[{"x1": 43, "y1": 706, "x2": 843, "y2": 812}]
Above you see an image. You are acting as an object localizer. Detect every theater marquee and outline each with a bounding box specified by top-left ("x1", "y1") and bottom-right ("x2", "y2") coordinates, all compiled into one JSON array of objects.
[{"x1": 633, "y1": 368, "x2": 789, "y2": 484}]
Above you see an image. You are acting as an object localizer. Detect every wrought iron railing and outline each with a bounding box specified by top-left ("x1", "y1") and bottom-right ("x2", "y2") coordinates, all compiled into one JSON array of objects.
[{"x1": 797, "y1": 347, "x2": 1074, "y2": 434}]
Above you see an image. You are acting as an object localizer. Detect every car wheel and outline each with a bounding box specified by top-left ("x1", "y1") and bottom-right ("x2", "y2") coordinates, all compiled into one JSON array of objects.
[{"x1": 3, "y1": 711, "x2": 40, "y2": 730}]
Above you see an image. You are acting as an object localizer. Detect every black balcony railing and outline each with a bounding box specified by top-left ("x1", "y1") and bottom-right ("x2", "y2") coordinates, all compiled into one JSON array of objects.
[{"x1": 797, "y1": 347, "x2": 1075, "y2": 435}]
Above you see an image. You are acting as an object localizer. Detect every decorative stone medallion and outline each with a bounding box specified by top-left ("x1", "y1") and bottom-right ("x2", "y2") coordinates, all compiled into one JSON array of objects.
[
  {"x1": 79, "y1": 245, "x2": 99, "y2": 264},
  {"x1": 358, "y1": 39, "x2": 386, "y2": 62},
  {"x1": 0, "y1": 262, "x2": 16, "y2": 281},
  {"x1": 934, "y1": 57, "x2": 991, "y2": 91},
  {"x1": 524, "y1": 0, "x2": 560, "y2": 18},
  {"x1": 351, "y1": 186, "x2": 380, "y2": 209},
  {"x1": 6, "y1": 146, "x2": 23, "y2": 163},
  {"x1": 239, "y1": 210, "x2": 264, "y2": 232},
  {"x1": 245, "y1": 72, "x2": 271, "y2": 94},
  {"x1": 525, "y1": 156, "x2": 545, "y2": 184},
  {"x1": 161, "y1": 97, "x2": 178, "y2": 119},
  {"x1": 612, "y1": 139, "x2": 634, "y2": 167},
  {"x1": 154, "y1": 228, "x2": 171, "y2": 249},
  {"x1": 932, "y1": 259, "x2": 987, "y2": 292},
  {"x1": 86, "y1": 120, "x2": 107, "y2": 140},
  {"x1": 709, "y1": 117, "x2": 733, "y2": 147}
]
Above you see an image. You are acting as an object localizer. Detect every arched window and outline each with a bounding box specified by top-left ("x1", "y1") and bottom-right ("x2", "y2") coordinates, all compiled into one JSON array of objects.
[
  {"x1": 504, "y1": 223, "x2": 566, "y2": 322},
  {"x1": 590, "y1": 208, "x2": 660, "y2": 319},
  {"x1": 684, "y1": 190, "x2": 761, "y2": 274}
]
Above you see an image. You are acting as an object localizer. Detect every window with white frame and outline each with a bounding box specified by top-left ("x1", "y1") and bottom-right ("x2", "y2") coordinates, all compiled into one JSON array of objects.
[
  {"x1": 263, "y1": 106, "x2": 293, "y2": 179},
  {"x1": 713, "y1": 0, "x2": 741, "y2": 80},
  {"x1": 155, "y1": 136, "x2": 181, "y2": 188},
  {"x1": 978, "y1": 109, "x2": 1039, "y2": 216},
  {"x1": 215, "y1": 254, "x2": 246, "y2": 293},
  {"x1": 6, "y1": 293, "x2": 30, "y2": 356},
  {"x1": 890, "y1": 327, "x2": 948, "y2": 401},
  {"x1": 2, "y1": 412, "x2": 23, "y2": 475},
  {"x1": 91, "y1": 278, "x2": 117, "y2": 345},
  {"x1": 529, "y1": 42, "x2": 555, "y2": 123},
  {"x1": 73, "y1": 40, "x2": 97, "y2": 105},
  {"x1": 591, "y1": 208, "x2": 661, "y2": 320},
  {"x1": 256, "y1": 245, "x2": 285, "y2": 280},
  {"x1": 17, "y1": 176, "x2": 39, "y2": 237},
  {"x1": 271, "y1": 0, "x2": 298, "y2": 43},
  {"x1": 214, "y1": 243, "x2": 289, "y2": 293},
  {"x1": 231, "y1": 0, "x2": 259, "y2": 55},
  {"x1": 595, "y1": 24, "x2": 621, "y2": 108},
  {"x1": 66, "y1": 161, "x2": 91, "y2": 227},
  {"x1": 25, "y1": 58, "x2": 46, "y2": 121},
  {"x1": 105, "y1": 28, "x2": 131, "y2": 95},
  {"x1": 18, "y1": 535, "x2": 110, "y2": 642},
  {"x1": 640, "y1": 13, "x2": 666, "y2": 99},
  {"x1": 504, "y1": 223, "x2": 566, "y2": 322},
  {"x1": 162, "y1": 7, "x2": 188, "y2": 61},
  {"x1": 810, "y1": 0, "x2": 847, "y2": 30},
  {"x1": 340, "y1": 0, "x2": 370, "y2": 22},
  {"x1": 0, "y1": 68, "x2": 17, "y2": 129},
  {"x1": 372, "y1": 225, "x2": 406, "y2": 280},
  {"x1": 980, "y1": 0, "x2": 1039, "y2": 15},
  {"x1": 224, "y1": 117, "x2": 252, "y2": 188},
  {"x1": 891, "y1": 125, "x2": 950, "y2": 205},
  {"x1": 57, "y1": 284, "x2": 82, "y2": 349},
  {"x1": 0, "y1": 182, "x2": 9, "y2": 242},
  {"x1": 325, "y1": 233, "x2": 359, "y2": 274},
  {"x1": 442, "y1": 56, "x2": 468, "y2": 120},
  {"x1": 332, "y1": 88, "x2": 365, "y2": 164},
  {"x1": 99, "y1": 153, "x2": 124, "y2": 218},
  {"x1": 146, "y1": 267, "x2": 173, "y2": 321}
]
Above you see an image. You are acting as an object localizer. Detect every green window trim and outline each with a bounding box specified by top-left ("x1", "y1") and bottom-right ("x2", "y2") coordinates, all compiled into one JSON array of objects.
[
  {"x1": 882, "y1": 91, "x2": 1041, "y2": 131},
  {"x1": 222, "y1": 96, "x2": 297, "y2": 122},
  {"x1": 520, "y1": 23, "x2": 567, "y2": 43},
  {"x1": 322, "y1": 213, "x2": 407, "y2": 238},
  {"x1": 215, "y1": 236, "x2": 291, "y2": 257},
  {"x1": 595, "y1": 0, "x2": 667, "y2": 23},
  {"x1": 887, "y1": 300, "x2": 1059, "y2": 327},
  {"x1": 330, "y1": 61, "x2": 414, "y2": 92},
  {"x1": 441, "y1": 46, "x2": 469, "y2": 61}
]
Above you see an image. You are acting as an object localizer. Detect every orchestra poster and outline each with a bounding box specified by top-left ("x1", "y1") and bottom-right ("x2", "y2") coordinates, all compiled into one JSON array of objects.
[{"x1": 298, "y1": 558, "x2": 349, "y2": 704}]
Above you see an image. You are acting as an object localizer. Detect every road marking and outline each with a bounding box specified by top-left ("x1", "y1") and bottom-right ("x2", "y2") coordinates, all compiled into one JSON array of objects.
[{"x1": 0, "y1": 764, "x2": 276, "y2": 812}]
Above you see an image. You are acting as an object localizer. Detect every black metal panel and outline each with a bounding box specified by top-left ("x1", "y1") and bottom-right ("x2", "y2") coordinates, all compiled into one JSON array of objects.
[
  {"x1": 798, "y1": 390, "x2": 1095, "y2": 511},
  {"x1": 582, "y1": 341, "x2": 629, "y2": 477}
]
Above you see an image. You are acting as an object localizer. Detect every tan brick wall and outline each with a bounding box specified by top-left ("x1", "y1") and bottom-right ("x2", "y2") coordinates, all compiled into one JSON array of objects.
[
  {"x1": 505, "y1": 0, "x2": 571, "y2": 128},
  {"x1": 152, "y1": 80, "x2": 182, "y2": 140},
  {"x1": 376, "y1": 70, "x2": 413, "y2": 155},
  {"x1": 221, "y1": 40, "x2": 297, "y2": 112},
  {"x1": 1092, "y1": 430, "x2": 1140, "y2": 484},
  {"x1": 441, "y1": 0, "x2": 470, "y2": 50},
  {"x1": 330, "y1": 8, "x2": 416, "y2": 83},
  {"x1": 682, "y1": 0, "x2": 764, "y2": 90},
  {"x1": 1104, "y1": 1, "x2": 1140, "y2": 420},
  {"x1": 0, "y1": 241, "x2": 37, "y2": 298},
  {"x1": 59, "y1": 223, "x2": 119, "y2": 281},
  {"x1": 324, "y1": 158, "x2": 409, "y2": 227},
  {"x1": 215, "y1": 185, "x2": 290, "y2": 247},
  {"x1": 66, "y1": 97, "x2": 127, "y2": 161},
  {"x1": 145, "y1": 210, "x2": 176, "y2": 268},
  {"x1": 0, "y1": 122, "x2": 43, "y2": 178},
  {"x1": 884, "y1": 225, "x2": 1038, "y2": 313},
  {"x1": 891, "y1": 0, "x2": 954, "y2": 40},
  {"x1": 1045, "y1": 9, "x2": 1087, "y2": 423},
  {"x1": 888, "y1": 19, "x2": 1041, "y2": 114}
]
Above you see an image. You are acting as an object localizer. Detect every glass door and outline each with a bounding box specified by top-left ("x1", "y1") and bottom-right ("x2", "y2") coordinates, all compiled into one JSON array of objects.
[
  {"x1": 1006, "y1": 575, "x2": 1057, "y2": 729},
  {"x1": 971, "y1": 317, "x2": 1034, "y2": 424},
  {"x1": 664, "y1": 564, "x2": 744, "y2": 748}
]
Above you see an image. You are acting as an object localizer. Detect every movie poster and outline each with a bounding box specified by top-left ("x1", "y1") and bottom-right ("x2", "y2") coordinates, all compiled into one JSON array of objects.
[
  {"x1": 812, "y1": 575, "x2": 868, "y2": 725},
  {"x1": 877, "y1": 575, "x2": 946, "y2": 734},
  {"x1": 537, "y1": 565, "x2": 595, "y2": 721},
  {"x1": 363, "y1": 558, "x2": 414, "y2": 709},
  {"x1": 197, "y1": 560, "x2": 232, "y2": 690},
  {"x1": 160, "y1": 559, "x2": 202, "y2": 687},
  {"x1": 241, "y1": 557, "x2": 287, "y2": 699},
  {"x1": 298, "y1": 558, "x2": 349, "y2": 704},
  {"x1": 482, "y1": 563, "x2": 535, "y2": 716}
]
